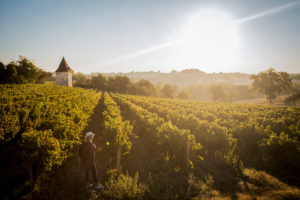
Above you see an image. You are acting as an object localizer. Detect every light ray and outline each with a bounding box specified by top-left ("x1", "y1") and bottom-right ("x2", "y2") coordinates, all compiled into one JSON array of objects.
[
  {"x1": 236, "y1": 0, "x2": 300, "y2": 24},
  {"x1": 101, "y1": 39, "x2": 181, "y2": 66},
  {"x1": 98, "y1": 1, "x2": 300, "y2": 66}
]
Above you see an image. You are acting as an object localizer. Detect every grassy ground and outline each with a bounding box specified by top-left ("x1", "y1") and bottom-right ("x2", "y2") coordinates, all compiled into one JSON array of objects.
[{"x1": 235, "y1": 95, "x2": 288, "y2": 105}]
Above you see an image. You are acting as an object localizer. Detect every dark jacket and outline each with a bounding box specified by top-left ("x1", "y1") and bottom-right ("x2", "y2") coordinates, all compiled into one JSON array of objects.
[{"x1": 79, "y1": 142, "x2": 96, "y2": 164}]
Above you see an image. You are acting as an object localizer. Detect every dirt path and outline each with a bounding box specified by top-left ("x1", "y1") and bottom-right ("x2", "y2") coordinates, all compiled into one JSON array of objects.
[{"x1": 83, "y1": 92, "x2": 107, "y2": 183}]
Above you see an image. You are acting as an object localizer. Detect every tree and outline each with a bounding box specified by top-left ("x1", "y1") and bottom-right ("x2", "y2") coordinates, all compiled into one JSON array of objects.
[
  {"x1": 209, "y1": 84, "x2": 226, "y2": 101},
  {"x1": 284, "y1": 93, "x2": 300, "y2": 106},
  {"x1": 177, "y1": 90, "x2": 190, "y2": 99},
  {"x1": 161, "y1": 84, "x2": 175, "y2": 98},
  {"x1": 250, "y1": 68, "x2": 292, "y2": 103},
  {"x1": 0, "y1": 62, "x2": 5, "y2": 83},
  {"x1": 36, "y1": 71, "x2": 54, "y2": 83},
  {"x1": 4, "y1": 63, "x2": 19, "y2": 83},
  {"x1": 107, "y1": 75, "x2": 131, "y2": 93},
  {"x1": 91, "y1": 74, "x2": 107, "y2": 90},
  {"x1": 133, "y1": 79, "x2": 156, "y2": 96},
  {"x1": 16, "y1": 56, "x2": 42, "y2": 83},
  {"x1": 0, "y1": 56, "x2": 47, "y2": 84},
  {"x1": 73, "y1": 72, "x2": 88, "y2": 87}
]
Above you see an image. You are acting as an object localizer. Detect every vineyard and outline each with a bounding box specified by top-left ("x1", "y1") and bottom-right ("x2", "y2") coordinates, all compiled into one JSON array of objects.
[
  {"x1": 0, "y1": 84, "x2": 101, "y2": 199},
  {"x1": 1, "y1": 84, "x2": 300, "y2": 200}
]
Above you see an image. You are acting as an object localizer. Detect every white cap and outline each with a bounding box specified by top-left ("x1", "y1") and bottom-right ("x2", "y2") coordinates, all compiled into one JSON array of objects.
[{"x1": 85, "y1": 132, "x2": 95, "y2": 138}]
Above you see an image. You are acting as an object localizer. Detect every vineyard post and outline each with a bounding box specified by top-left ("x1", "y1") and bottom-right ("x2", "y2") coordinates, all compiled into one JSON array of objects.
[
  {"x1": 186, "y1": 136, "x2": 190, "y2": 168},
  {"x1": 116, "y1": 145, "x2": 121, "y2": 175}
]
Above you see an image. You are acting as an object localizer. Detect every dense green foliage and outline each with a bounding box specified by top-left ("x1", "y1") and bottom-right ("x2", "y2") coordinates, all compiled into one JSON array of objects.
[
  {"x1": 0, "y1": 56, "x2": 53, "y2": 84},
  {"x1": 0, "y1": 84, "x2": 101, "y2": 199},
  {"x1": 103, "y1": 172, "x2": 148, "y2": 200},
  {"x1": 111, "y1": 93, "x2": 202, "y2": 199},
  {"x1": 75, "y1": 74, "x2": 158, "y2": 97},
  {"x1": 100, "y1": 92, "x2": 133, "y2": 173}
]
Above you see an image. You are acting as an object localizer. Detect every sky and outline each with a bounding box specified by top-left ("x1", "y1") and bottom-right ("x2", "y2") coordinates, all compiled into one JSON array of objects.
[{"x1": 0, "y1": 0, "x2": 300, "y2": 74}]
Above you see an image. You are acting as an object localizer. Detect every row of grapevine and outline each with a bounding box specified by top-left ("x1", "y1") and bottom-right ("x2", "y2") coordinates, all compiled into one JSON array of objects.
[
  {"x1": 117, "y1": 94, "x2": 236, "y2": 167},
  {"x1": 1, "y1": 84, "x2": 299, "y2": 199},
  {"x1": 111, "y1": 93, "x2": 204, "y2": 199},
  {"x1": 139, "y1": 95, "x2": 299, "y2": 139},
  {"x1": 0, "y1": 84, "x2": 101, "y2": 198},
  {"x1": 111, "y1": 93, "x2": 202, "y2": 173},
  {"x1": 101, "y1": 92, "x2": 133, "y2": 174},
  {"x1": 116, "y1": 93, "x2": 300, "y2": 185}
]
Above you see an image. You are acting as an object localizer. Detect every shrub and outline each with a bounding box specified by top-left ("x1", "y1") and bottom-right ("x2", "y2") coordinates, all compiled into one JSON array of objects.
[{"x1": 103, "y1": 172, "x2": 148, "y2": 200}]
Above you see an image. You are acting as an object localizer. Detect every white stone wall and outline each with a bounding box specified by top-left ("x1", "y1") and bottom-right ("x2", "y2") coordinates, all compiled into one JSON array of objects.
[
  {"x1": 67, "y1": 72, "x2": 72, "y2": 87},
  {"x1": 56, "y1": 72, "x2": 72, "y2": 87}
]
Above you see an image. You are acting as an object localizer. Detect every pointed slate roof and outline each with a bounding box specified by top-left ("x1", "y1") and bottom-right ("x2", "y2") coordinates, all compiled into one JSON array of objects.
[{"x1": 55, "y1": 57, "x2": 72, "y2": 72}]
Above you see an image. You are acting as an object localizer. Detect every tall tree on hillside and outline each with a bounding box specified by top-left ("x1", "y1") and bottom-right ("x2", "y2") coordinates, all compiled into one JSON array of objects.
[
  {"x1": 209, "y1": 84, "x2": 226, "y2": 101},
  {"x1": 250, "y1": 68, "x2": 292, "y2": 103},
  {"x1": 161, "y1": 84, "x2": 175, "y2": 98}
]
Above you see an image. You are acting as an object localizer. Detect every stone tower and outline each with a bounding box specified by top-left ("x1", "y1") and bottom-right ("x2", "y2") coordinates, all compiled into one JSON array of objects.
[{"x1": 55, "y1": 57, "x2": 72, "y2": 87}]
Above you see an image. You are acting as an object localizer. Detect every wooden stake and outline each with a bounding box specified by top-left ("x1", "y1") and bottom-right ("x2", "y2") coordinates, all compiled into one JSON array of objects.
[
  {"x1": 186, "y1": 138, "x2": 190, "y2": 168},
  {"x1": 116, "y1": 146, "x2": 121, "y2": 175}
]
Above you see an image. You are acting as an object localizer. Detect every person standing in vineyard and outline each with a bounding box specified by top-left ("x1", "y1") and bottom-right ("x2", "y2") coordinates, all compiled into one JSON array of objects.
[{"x1": 79, "y1": 132, "x2": 104, "y2": 189}]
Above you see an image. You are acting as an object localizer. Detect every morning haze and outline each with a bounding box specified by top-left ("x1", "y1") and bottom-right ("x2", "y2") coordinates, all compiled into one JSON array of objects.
[
  {"x1": 2, "y1": 1, "x2": 300, "y2": 200},
  {"x1": 0, "y1": 0, "x2": 300, "y2": 74}
]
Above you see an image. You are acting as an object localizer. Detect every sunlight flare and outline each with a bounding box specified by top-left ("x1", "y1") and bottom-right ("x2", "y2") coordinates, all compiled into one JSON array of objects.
[
  {"x1": 179, "y1": 9, "x2": 240, "y2": 67},
  {"x1": 98, "y1": 1, "x2": 300, "y2": 68}
]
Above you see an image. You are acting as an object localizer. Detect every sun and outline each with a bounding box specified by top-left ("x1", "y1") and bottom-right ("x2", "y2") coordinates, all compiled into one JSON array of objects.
[{"x1": 179, "y1": 9, "x2": 240, "y2": 69}]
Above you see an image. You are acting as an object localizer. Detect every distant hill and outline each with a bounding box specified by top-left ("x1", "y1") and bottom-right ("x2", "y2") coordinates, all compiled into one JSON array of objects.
[
  {"x1": 97, "y1": 69, "x2": 300, "y2": 88},
  {"x1": 99, "y1": 69, "x2": 252, "y2": 88}
]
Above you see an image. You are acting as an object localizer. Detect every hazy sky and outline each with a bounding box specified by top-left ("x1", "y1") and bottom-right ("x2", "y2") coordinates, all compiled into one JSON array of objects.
[{"x1": 0, "y1": 0, "x2": 300, "y2": 73}]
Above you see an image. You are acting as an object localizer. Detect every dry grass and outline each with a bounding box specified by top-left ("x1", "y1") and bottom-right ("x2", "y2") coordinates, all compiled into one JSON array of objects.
[
  {"x1": 235, "y1": 95, "x2": 288, "y2": 105},
  {"x1": 193, "y1": 168, "x2": 300, "y2": 200},
  {"x1": 236, "y1": 168, "x2": 300, "y2": 200}
]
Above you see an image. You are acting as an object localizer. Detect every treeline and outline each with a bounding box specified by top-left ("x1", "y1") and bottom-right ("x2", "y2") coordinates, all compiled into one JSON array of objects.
[
  {"x1": 74, "y1": 73, "x2": 179, "y2": 98},
  {"x1": 102, "y1": 69, "x2": 252, "y2": 87},
  {"x1": 2, "y1": 56, "x2": 298, "y2": 103},
  {"x1": 0, "y1": 56, "x2": 53, "y2": 84},
  {"x1": 75, "y1": 68, "x2": 299, "y2": 103},
  {"x1": 184, "y1": 83, "x2": 261, "y2": 101},
  {"x1": 74, "y1": 73, "x2": 257, "y2": 101}
]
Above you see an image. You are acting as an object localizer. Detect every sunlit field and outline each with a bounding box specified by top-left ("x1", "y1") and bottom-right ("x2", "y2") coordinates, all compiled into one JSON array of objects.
[
  {"x1": 1, "y1": 0, "x2": 300, "y2": 199},
  {"x1": 1, "y1": 84, "x2": 300, "y2": 199}
]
